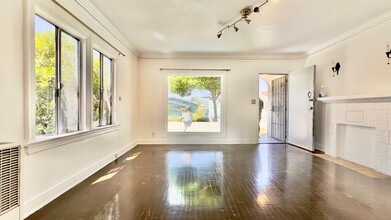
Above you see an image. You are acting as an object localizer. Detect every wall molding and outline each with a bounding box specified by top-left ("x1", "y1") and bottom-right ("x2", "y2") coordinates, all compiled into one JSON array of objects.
[
  {"x1": 137, "y1": 138, "x2": 259, "y2": 145},
  {"x1": 307, "y1": 10, "x2": 391, "y2": 57}
]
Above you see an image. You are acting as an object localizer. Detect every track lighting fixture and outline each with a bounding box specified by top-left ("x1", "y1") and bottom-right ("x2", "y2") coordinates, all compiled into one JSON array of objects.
[{"x1": 216, "y1": 0, "x2": 268, "y2": 38}]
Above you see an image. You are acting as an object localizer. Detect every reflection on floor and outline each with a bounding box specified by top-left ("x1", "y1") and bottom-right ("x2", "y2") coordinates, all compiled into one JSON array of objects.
[
  {"x1": 27, "y1": 144, "x2": 391, "y2": 219},
  {"x1": 258, "y1": 135, "x2": 284, "y2": 144}
]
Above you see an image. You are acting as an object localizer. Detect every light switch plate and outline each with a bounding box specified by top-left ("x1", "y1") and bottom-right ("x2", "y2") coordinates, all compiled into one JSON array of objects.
[{"x1": 251, "y1": 99, "x2": 256, "y2": 104}]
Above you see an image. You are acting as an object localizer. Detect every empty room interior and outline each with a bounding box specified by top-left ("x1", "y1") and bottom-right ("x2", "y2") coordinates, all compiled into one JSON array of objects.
[{"x1": 2, "y1": 0, "x2": 391, "y2": 219}]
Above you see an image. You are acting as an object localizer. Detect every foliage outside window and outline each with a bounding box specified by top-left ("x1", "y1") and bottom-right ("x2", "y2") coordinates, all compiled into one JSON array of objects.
[
  {"x1": 35, "y1": 15, "x2": 80, "y2": 136},
  {"x1": 167, "y1": 76, "x2": 222, "y2": 133},
  {"x1": 92, "y1": 49, "x2": 113, "y2": 127}
]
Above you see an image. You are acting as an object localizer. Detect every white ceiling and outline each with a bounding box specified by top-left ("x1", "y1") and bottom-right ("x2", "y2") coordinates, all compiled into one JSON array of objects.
[{"x1": 89, "y1": 0, "x2": 391, "y2": 59}]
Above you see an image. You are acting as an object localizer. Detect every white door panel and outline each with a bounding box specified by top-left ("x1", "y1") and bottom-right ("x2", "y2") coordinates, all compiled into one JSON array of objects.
[{"x1": 288, "y1": 66, "x2": 315, "y2": 151}]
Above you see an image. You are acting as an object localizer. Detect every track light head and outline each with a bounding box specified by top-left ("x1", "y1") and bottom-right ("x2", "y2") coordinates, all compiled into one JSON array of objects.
[
  {"x1": 245, "y1": 18, "x2": 251, "y2": 24},
  {"x1": 217, "y1": 32, "x2": 222, "y2": 38},
  {"x1": 254, "y1": 7, "x2": 259, "y2": 13},
  {"x1": 234, "y1": 26, "x2": 239, "y2": 32}
]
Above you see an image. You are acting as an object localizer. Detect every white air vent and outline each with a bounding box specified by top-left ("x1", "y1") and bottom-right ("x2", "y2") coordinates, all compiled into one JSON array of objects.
[{"x1": 0, "y1": 144, "x2": 20, "y2": 216}]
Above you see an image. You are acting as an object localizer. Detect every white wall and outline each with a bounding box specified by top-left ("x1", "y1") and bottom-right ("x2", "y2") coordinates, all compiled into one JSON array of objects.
[
  {"x1": 305, "y1": 13, "x2": 391, "y2": 151},
  {"x1": 138, "y1": 59, "x2": 302, "y2": 144},
  {"x1": 1, "y1": 0, "x2": 138, "y2": 218},
  {"x1": 0, "y1": 0, "x2": 24, "y2": 142}
]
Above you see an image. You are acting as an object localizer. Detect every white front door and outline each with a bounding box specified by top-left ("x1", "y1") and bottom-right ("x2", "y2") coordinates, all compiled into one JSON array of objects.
[{"x1": 287, "y1": 66, "x2": 316, "y2": 151}]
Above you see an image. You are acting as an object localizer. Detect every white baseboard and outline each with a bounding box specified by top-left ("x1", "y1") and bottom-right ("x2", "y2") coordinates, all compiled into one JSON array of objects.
[
  {"x1": 23, "y1": 141, "x2": 136, "y2": 219},
  {"x1": 116, "y1": 141, "x2": 138, "y2": 157},
  {"x1": 137, "y1": 138, "x2": 258, "y2": 145}
]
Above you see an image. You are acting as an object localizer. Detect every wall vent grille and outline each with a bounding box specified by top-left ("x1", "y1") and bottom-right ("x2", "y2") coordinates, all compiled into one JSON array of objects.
[{"x1": 0, "y1": 145, "x2": 20, "y2": 216}]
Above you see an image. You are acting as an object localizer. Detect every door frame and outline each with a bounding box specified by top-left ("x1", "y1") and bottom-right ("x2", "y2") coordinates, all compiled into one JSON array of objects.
[{"x1": 258, "y1": 73, "x2": 288, "y2": 144}]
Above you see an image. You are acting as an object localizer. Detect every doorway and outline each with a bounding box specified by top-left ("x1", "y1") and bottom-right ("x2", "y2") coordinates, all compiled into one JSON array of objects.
[{"x1": 258, "y1": 74, "x2": 287, "y2": 144}]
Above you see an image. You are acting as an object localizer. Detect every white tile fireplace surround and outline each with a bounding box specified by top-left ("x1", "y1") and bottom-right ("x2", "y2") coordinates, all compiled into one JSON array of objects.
[{"x1": 318, "y1": 95, "x2": 391, "y2": 176}]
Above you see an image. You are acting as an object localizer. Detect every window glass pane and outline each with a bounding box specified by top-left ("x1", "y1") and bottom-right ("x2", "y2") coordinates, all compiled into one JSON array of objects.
[
  {"x1": 35, "y1": 15, "x2": 56, "y2": 136},
  {"x1": 92, "y1": 50, "x2": 101, "y2": 127},
  {"x1": 167, "y1": 76, "x2": 222, "y2": 133},
  {"x1": 101, "y1": 56, "x2": 112, "y2": 126},
  {"x1": 60, "y1": 31, "x2": 79, "y2": 133}
]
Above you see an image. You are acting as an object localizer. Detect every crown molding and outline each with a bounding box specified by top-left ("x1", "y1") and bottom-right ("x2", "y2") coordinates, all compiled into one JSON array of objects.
[
  {"x1": 139, "y1": 52, "x2": 306, "y2": 61},
  {"x1": 306, "y1": 10, "x2": 391, "y2": 57},
  {"x1": 53, "y1": 0, "x2": 139, "y2": 57}
]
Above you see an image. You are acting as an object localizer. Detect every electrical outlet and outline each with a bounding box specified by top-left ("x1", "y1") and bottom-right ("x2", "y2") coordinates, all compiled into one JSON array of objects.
[{"x1": 251, "y1": 99, "x2": 256, "y2": 104}]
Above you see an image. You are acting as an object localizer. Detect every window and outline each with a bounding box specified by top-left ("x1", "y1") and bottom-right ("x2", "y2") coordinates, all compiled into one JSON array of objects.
[
  {"x1": 35, "y1": 15, "x2": 80, "y2": 136},
  {"x1": 92, "y1": 49, "x2": 113, "y2": 127},
  {"x1": 167, "y1": 76, "x2": 222, "y2": 133}
]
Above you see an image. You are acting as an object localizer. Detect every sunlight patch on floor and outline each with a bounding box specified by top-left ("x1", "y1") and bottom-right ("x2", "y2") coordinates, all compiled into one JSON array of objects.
[
  {"x1": 124, "y1": 152, "x2": 142, "y2": 161},
  {"x1": 313, "y1": 153, "x2": 390, "y2": 178}
]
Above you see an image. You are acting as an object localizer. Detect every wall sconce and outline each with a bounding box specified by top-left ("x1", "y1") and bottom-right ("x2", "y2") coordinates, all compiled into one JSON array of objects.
[
  {"x1": 331, "y1": 62, "x2": 341, "y2": 77},
  {"x1": 386, "y1": 43, "x2": 391, "y2": 65}
]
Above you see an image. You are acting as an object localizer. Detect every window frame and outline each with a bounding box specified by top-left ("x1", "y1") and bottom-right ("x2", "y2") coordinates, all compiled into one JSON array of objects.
[
  {"x1": 92, "y1": 49, "x2": 114, "y2": 128},
  {"x1": 164, "y1": 72, "x2": 227, "y2": 137},
  {"x1": 34, "y1": 14, "x2": 82, "y2": 137},
  {"x1": 28, "y1": 5, "x2": 119, "y2": 144}
]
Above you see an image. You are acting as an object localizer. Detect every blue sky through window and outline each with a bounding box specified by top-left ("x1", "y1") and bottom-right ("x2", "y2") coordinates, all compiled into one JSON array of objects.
[{"x1": 35, "y1": 15, "x2": 55, "y2": 33}]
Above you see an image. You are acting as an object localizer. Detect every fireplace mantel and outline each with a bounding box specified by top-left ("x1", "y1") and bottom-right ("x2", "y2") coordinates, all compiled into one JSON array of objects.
[{"x1": 317, "y1": 94, "x2": 391, "y2": 103}]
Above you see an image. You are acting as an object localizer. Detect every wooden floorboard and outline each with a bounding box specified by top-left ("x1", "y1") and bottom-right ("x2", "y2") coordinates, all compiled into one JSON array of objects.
[{"x1": 27, "y1": 144, "x2": 391, "y2": 220}]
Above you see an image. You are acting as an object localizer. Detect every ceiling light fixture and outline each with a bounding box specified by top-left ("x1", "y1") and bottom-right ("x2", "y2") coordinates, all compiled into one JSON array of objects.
[{"x1": 216, "y1": 0, "x2": 268, "y2": 38}]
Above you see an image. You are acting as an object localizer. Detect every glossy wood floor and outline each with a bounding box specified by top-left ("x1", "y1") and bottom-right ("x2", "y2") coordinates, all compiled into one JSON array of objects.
[{"x1": 27, "y1": 144, "x2": 391, "y2": 220}]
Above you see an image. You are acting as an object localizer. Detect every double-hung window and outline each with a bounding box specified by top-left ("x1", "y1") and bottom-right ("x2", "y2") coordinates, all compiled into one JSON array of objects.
[
  {"x1": 92, "y1": 49, "x2": 113, "y2": 127},
  {"x1": 35, "y1": 15, "x2": 80, "y2": 136}
]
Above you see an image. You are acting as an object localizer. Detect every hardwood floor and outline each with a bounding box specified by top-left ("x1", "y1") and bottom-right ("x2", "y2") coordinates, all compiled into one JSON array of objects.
[{"x1": 27, "y1": 144, "x2": 391, "y2": 219}]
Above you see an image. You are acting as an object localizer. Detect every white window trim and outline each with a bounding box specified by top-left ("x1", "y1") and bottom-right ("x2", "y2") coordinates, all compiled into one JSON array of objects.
[
  {"x1": 164, "y1": 72, "x2": 227, "y2": 138},
  {"x1": 91, "y1": 38, "x2": 118, "y2": 129},
  {"x1": 24, "y1": 2, "x2": 119, "y2": 147}
]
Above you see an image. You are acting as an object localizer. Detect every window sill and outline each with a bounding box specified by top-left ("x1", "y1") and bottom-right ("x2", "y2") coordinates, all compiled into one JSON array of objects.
[{"x1": 25, "y1": 125, "x2": 119, "y2": 155}]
